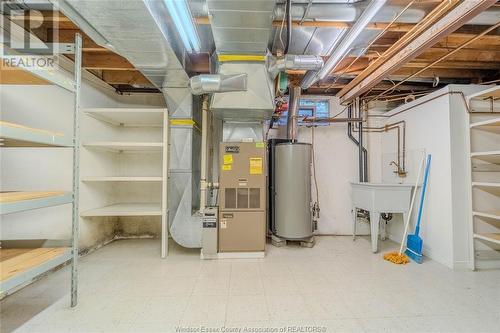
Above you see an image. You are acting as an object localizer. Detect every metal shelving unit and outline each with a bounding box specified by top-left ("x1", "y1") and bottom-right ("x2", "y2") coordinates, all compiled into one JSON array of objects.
[
  {"x1": 467, "y1": 86, "x2": 500, "y2": 270},
  {"x1": 0, "y1": 35, "x2": 82, "y2": 307}
]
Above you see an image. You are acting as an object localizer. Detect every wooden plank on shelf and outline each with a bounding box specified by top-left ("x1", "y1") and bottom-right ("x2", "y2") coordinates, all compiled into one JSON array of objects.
[
  {"x1": 0, "y1": 120, "x2": 71, "y2": 147},
  {"x1": 0, "y1": 121, "x2": 64, "y2": 137},
  {"x1": 0, "y1": 248, "x2": 68, "y2": 282},
  {"x1": 0, "y1": 64, "x2": 50, "y2": 85},
  {"x1": 0, "y1": 191, "x2": 65, "y2": 203}
]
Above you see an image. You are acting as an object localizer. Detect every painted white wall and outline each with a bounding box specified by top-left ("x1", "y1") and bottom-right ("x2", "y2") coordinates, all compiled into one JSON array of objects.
[
  {"x1": 0, "y1": 73, "x2": 165, "y2": 251},
  {"x1": 270, "y1": 96, "x2": 370, "y2": 235},
  {"x1": 373, "y1": 85, "x2": 493, "y2": 269}
]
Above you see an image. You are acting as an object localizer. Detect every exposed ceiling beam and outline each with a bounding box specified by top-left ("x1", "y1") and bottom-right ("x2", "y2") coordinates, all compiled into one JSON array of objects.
[
  {"x1": 405, "y1": 60, "x2": 500, "y2": 70},
  {"x1": 8, "y1": 10, "x2": 72, "y2": 23},
  {"x1": 101, "y1": 70, "x2": 152, "y2": 86},
  {"x1": 194, "y1": 14, "x2": 498, "y2": 38},
  {"x1": 393, "y1": 67, "x2": 497, "y2": 79},
  {"x1": 66, "y1": 52, "x2": 135, "y2": 70},
  {"x1": 337, "y1": 0, "x2": 497, "y2": 103},
  {"x1": 47, "y1": 29, "x2": 107, "y2": 52},
  {"x1": 0, "y1": 63, "x2": 49, "y2": 85}
]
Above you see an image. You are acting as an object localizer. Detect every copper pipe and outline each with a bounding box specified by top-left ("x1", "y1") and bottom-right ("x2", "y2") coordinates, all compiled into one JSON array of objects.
[{"x1": 353, "y1": 121, "x2": 406, "y2": 176}]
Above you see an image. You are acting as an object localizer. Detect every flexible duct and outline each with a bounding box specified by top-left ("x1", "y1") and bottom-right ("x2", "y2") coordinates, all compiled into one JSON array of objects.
[{"x1": 190, "y1": 74, "x2": 247, "y2": 95}]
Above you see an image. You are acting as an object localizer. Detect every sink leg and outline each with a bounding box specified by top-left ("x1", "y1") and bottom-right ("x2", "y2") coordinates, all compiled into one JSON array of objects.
[
  {"x1": 370, "y1": 211, "x2": 380, "y2": 253},
  {"x1": 380, "y1": 217, "x2": 387, "y2": 241},
  {"x1": 352, "y1": 207, "x2": 357, "y2": 241}
]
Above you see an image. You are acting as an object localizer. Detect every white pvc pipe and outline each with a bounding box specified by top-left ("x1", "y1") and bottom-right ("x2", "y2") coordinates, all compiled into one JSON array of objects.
[{"x1": 200, "y1": 95, "x2": 209, "y2": 212}]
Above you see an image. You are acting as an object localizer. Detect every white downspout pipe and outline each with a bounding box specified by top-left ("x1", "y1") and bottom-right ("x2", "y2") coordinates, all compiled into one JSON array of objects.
[{"x1": 200, "y1": 95, "x2": 209, "y2": 212}]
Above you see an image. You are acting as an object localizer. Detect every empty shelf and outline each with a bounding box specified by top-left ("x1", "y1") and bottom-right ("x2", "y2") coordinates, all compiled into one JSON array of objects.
[
  {"x1": 474, "y1": 233, "x2": 500, "y2": 245},
  {"x1": 81, "y1": 203, "x2": 162, "y2": 217},
  {"x1": 472, "y1": 182, "x2": 500, "y2": 188},
  {"x1": 0, "y1": 121, "x2": 72, "y2": 147},
  {"x1": 0, "y1": 247, "x2": 71, "y2": 293},
  {"x1": 470, "y1": 118, "x2": 500, "y2": 133},
  {"x1": 471, "y1": 151, "x2": 500, "y2": 164},
  {"x1": 82, "y1": 176, "x2": 162, "y2": 182},
  {"x1": 0, "y1": 191, "x2": 72, "y2": 215},
  {"x1": 473, "y1": 211, "x2": 500, "y2": 221},
  {"x1": 83, "y1": 142, "x2": 163, "y2": 152},
  {"x1": 83, "y1": 108, "x2": 166, "y2": 127}
]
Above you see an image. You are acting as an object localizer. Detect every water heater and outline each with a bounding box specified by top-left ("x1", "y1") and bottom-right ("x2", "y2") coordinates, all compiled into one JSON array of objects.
[{"x1": 274, "y1": 143, "x2": 313, "y2": 240}]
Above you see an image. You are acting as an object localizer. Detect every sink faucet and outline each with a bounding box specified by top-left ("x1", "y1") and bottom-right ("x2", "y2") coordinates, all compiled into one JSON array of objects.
[{"x1": 390, "y1": 160, "x2": 407, "y2": 177}]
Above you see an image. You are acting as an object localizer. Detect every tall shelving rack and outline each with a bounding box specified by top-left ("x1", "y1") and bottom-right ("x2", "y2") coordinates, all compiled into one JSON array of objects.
[
  {"x1": 466, "y1": 86, "x2": 500, "y2": 270},
  {"x1": 79, "y1": 108, "x2": 169, "y2": 258},
  {"x1": 0, "y1": 35, "x2": 82, "y2": 306}
]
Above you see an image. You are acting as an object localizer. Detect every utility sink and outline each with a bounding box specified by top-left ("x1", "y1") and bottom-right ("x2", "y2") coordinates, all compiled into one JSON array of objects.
[{"x1": 351, "y1": 182, "x2": 414, "y2": 253}]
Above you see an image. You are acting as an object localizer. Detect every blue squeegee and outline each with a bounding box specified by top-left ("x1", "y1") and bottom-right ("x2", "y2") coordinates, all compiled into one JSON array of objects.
[{"x1": 405, "y1": 154, "x2": 431, "y2": 264}]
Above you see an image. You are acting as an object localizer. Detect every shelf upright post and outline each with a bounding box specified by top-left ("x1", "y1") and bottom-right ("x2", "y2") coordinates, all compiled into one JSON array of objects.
[
  {"x1": 71, "y1": 33, "x2": 82, "y2": 307},
  {"x1": 161, "y1": 111, "x2": 169, "y2": 258}
]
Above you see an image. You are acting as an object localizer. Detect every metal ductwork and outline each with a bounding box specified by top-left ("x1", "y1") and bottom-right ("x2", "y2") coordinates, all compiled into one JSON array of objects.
[
  {"x1": 57, "y1": 0, "x2": 203, "y2": 248},
  {"x1": 209, "y1": 60, "x2": 275, "y2": 121},
  {"x1": 274, "y1": 2, "x2": 500, "y2": 25},
  {"x1": 205, "y1": 1, "x2": 277, "y2": 121},
  {"x1": 190, "y1": 73, "x2": 248, "y2": 95},
  {"x1": 269, "y1": 54, "x2": 324, "y2": 78},
  {"x1": 207, "y1": 0, "x2": 275, "y2": 54}
]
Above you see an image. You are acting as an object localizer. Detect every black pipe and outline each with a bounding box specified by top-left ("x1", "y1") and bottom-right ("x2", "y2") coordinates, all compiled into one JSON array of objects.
[
  {"x1": 284, "y1": 0, "x2": 292, "y2": 54},
  {"x1": 347, "y1": 105, "x2": 368, "y2": 182},
  {"x1": 359, "y1": 118, "x2": 364, "y2": 182}
]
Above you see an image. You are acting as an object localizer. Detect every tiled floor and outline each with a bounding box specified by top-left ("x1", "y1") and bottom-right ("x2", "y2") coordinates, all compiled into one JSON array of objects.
[{"x1": 1, "y1": 236, "x2": 499, "y2": 333}]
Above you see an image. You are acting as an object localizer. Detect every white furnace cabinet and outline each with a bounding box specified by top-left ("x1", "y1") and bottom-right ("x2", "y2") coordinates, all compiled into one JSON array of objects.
[{"x1": 379, "y1": 85, "x2": 497, "y2": 269}]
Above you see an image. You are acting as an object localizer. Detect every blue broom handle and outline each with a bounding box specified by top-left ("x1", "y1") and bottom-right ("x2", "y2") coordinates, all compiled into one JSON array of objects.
[{"x1": 415, "y1": 154, "x2": 431, "y2": 236}]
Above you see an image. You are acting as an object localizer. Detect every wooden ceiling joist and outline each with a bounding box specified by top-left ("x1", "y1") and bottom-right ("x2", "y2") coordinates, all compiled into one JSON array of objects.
[
  {"x1": 47, "y1": 29, "x2": 107, "y2": 52},
  {"x1": 77, "y1": 52, "x2": 135, "y2": 70},
  {"x1": 101, "y1": 70, "x2": 152, "y2": 85},
  {"x1": 337, "y1": 0, "x2": 498, "y2": 103}
]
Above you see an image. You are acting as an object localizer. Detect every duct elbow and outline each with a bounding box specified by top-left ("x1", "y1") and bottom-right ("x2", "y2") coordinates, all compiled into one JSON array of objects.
[
  {"x1": 269, "y1": 55, "x2": 323, "y2": 78},
  {"x1": 189, "y1": 74, "x2": 247, "y2": 95}
]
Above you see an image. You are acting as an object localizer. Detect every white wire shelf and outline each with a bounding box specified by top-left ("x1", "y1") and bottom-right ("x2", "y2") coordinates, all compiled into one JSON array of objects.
[
  {"x1": 0, "y1": 191, "x2": 73, "y2": 215},
  {"x1": 83, "y1": 142, "x2": 163, "y2": 152},
  {"x1": 473, "y1": 233, "x2": 500, "y2": 245},
  {"x1": 81, "y1": 176, "x2": 163, "y2": 182},
  {"x1": 83, "y1": 108, "x2": 167, "y2": 127},
  {"x1": 81, "y1": 203, "x2": 162, "y2": 217},
  {"x1": 473, "y1": 211, "x2": 500, "y2": 221},
  {"x1": 0, "y1": 247, "x2": 72, "y2": 294},
  {"x1": 0, "y1": 121, "x2": 73, "y2": 147}
]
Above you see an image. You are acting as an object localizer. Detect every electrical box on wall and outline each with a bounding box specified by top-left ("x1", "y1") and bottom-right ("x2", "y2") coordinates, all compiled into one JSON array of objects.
[{"x1": 218, "y1": 142, "x2": 267, "y2": 253}]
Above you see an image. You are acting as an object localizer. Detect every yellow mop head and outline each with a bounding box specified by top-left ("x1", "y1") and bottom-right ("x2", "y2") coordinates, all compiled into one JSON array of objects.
[{"x1": 383, "y1": 251, "x2": 409, "y2": 264}]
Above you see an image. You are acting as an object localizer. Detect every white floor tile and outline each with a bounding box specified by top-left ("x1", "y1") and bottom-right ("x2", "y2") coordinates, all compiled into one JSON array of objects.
[{"x1": 2, "y1": 237, "x2": 500, "y2": 333}]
